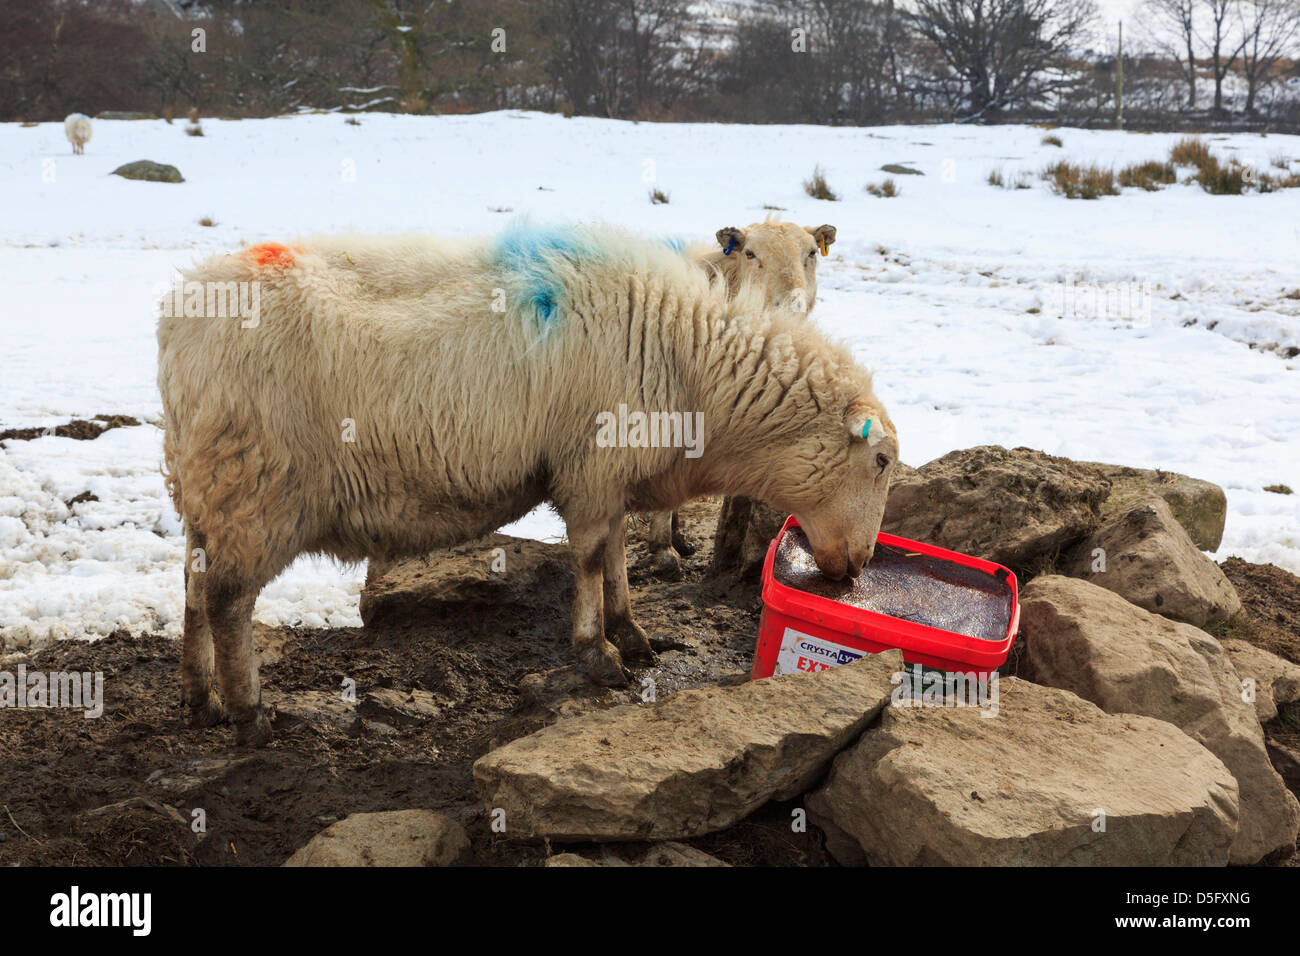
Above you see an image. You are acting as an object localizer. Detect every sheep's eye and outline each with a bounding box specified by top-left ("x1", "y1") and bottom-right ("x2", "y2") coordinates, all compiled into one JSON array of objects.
[
  {"x1": 808, "y1": 249, "x2": 817, "y2": 259},
  {"x1": 744, "y1": 250, "x2": 756, "y2": 260},
  {"x1": 876, "y1": 453, "x2": 890, "y2": 474}
]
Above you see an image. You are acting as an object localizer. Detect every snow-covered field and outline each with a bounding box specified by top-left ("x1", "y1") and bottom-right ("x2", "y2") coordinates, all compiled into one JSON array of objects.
[{"x1": 1, "y1": 112, "x2": 1297, "y2": 650}]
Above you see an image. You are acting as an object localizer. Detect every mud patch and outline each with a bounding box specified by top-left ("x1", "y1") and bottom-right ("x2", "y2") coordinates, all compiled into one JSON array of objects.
[
  {"x1": 0, "y1": 497, "x2": 825, "y2": 866},
  {"x1": 0, "y1": 414, "x2": 142, "y2": 443},
  {"x1": 1218, "y1": 557, "x2": 1300, "y2": 665}
]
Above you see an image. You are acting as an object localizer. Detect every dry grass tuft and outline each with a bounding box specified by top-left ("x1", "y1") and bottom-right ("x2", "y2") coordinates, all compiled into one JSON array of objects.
[
  {"x1": 1042, "y1": 160, "x2": 1118, "y2": 199},
  {"x1": 803, "y1": 165, "x2": 838, "y2": 201}
]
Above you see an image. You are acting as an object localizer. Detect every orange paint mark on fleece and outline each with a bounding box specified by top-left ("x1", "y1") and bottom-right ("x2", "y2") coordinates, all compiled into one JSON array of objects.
[{"x1": 247, "y1": 242, "x2": 301, "y2": 269}]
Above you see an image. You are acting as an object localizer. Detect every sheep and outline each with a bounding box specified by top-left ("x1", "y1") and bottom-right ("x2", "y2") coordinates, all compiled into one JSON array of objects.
[
  {"x1": 646, "y1": 219, "x2": 837, "y2": 574},
  {"x1": 64, "y1": 113, "x2": 92, "y2": 155},
  {"x1": 158, "y1": 224, "x2": 896, "y2": 746}
]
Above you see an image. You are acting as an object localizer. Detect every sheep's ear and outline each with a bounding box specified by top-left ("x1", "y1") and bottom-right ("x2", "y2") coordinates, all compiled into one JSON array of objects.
[
  {"x1": 716, "y1": 227, "x2": 746, "y2": 256},
  {"x1": 849, "y1": 413, "x2": 888, "y2": 447},
  {"x1": 808, "y1": 224, "x2": 837, "y2": 256}
]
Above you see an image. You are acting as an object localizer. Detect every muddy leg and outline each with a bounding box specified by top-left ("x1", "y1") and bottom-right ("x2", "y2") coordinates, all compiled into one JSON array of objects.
[
  {"x1": 182, "y1": 528, "x2": 224, "y2": 728},
  {"x1": 603, "y1": 516, "x2": 655, "y2": 665},
  {"x1": 568, "y1": 520, "x2": 629, "y2": 688},
  {"x1": 670, "y1": 510, "x2": 696, "y2": 557},
  {"x1": 648, "y1": 510, "x2": 682, "y2": 576},
  {"x1": 206, "y1": 575, "x2": 271, "y2": 746}
]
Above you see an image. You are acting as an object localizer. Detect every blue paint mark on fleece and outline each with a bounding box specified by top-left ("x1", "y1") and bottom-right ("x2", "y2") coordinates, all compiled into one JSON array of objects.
[
  {"x1": 494, "y1": 224, "x2": 596, "y2": 327},
  {"x1": 660, "y1": 236, "x2": 688, "y2": 254}
]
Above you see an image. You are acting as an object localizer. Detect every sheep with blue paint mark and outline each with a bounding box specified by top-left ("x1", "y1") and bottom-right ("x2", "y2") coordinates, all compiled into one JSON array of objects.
[{"x1": 158, "y1": 223, "x2": 893, "y2": 746}]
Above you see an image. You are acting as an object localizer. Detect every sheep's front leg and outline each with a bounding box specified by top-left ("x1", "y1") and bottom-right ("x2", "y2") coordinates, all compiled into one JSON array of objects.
[
  {"x1": 567, "y1": 521, "x2": 629, "y2": 687},
  {"x1": 603, "y1": 516, "x2": 656, "y2": 664}
]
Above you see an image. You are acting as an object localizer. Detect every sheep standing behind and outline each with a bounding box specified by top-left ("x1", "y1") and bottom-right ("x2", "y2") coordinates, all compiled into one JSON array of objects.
[
  {"x1": 158, "y1": 225, "x2": 895, "y2": 746},
  {"x1": 64, "y1": 113, "x2": 92, "y2": 154},
  {"x1": 647, "y1": 219, "x2": 837, "y2": 574}
]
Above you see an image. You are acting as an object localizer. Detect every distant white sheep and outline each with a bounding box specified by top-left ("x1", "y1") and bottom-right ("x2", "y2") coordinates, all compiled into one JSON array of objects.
[
  {"x1": 647, "y1": 219, "x2": 838, "y2": 574},
  {"x1": 64, "y1": 113, "x2": 92, "y2": 155}
]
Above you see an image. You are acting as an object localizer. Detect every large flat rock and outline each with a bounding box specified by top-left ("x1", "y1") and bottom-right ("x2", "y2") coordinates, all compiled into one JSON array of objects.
[
  {"x1": 806, "y1": 679, "x2": 1239, "y2": 866},
  {"x1": 1222, "y1": 638, "x2": 1300, "y2": 724},
  {"x1": 1061, "y1": 497, "x2": 1241, "y2": 627},
  {"x1": 1083, "y1": 460, "x2": 1227, "y2": 551},
  {"x1": 1020, "y1": 575, "x2": 1300, "y2": 864},
  {"x1": 472, "y1": 650, "x2": 903, "y2": 842},
  {"x1": 882, "y1": 446, "x2": 1109, "y2": 569}
]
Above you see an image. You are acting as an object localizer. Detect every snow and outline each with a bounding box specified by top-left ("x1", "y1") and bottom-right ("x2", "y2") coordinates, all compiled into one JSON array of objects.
[{"x1": 1, "y1": 111, "x2": 1297, "y2": 650}]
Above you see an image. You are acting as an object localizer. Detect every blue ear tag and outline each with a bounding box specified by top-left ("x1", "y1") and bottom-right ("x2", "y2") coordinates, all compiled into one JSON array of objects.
[
  {"x1": 723, "y1": 236, "x2": 735, "y2": 256},
  {"x1": 862, "y1": 419, "x2": 872, "y2": 439}
]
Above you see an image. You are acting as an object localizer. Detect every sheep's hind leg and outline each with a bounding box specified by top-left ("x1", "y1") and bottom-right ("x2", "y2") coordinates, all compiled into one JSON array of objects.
[
  {"x1": 647, "y1": 510, "x2": 683, "y2": 577},
  {"x1": 181, "y1": 527, "x2": 224, "y2": 728},
  {"x1": 603, "y1": 515, "x2": 656, "y2": 665},
  {"x1": 567, "y1": 520, "x2": 629, "y2": 688},
  {"x1": 206, "y1": 574, "x2": 272, "y2": 746}
]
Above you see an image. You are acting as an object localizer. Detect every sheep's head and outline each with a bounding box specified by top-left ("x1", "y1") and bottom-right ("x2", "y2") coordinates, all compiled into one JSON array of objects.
[
  {"x1": 774, "y1": 399, "x2": 898, "y2": 581},
  {"x1": 716, "y1": 221, "x2": 836, "y2": 316}
]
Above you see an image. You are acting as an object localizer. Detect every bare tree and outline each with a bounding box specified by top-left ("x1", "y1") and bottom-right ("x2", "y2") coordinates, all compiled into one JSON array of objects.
[
  {"x1": 908, "y1": 0, "x2": 1098, "y2": 119},
  {"x1": 1237, "y1": 0, "x2": 1300, "y2": 112},
  {"x1": 1140, "y1": 0, "x2": 1198, "y2": 108},
  {"x1": 1199, "y1": 0, "x2": 1248, "y2": 113}
]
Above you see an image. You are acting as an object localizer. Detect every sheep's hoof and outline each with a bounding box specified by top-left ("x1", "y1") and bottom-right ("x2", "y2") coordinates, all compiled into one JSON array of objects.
[
  {"x1": 233, "y1": 707, "x2": 274, "y2": 747},
  {"x1": 610, "y1": 618, "x2": 657, "y2": 666},
  {"x1": 649, "y1": 547, "x2": 682, "y2": 578},
  {"x1": 580, "y1": 640, "x2": 630, "y2": 688},
  {"x1": 671, "y1": 532, "x2": 697, "y2": 557},
  {"x1": 185, "y1": 691, "x2": 226, "y2": 729}
]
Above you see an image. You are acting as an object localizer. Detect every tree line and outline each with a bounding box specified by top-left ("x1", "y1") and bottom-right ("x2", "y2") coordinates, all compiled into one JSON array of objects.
[{"x1": 3, "y1": 0, "x2": 1298, "y2": 129}]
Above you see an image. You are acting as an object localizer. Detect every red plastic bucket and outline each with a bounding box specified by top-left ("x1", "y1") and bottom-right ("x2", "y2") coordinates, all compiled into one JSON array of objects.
[{"x1": 753, "y1": 516, "x2": 1019, "y2": 680}]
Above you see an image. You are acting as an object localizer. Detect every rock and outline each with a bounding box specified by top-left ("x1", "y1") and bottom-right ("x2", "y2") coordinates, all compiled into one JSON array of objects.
[
  {"x1": 1020, "y1": 575, "x2": 1300, "y2": 864},
  {"x1": 544, "y1": 842, "x2": 729, "y2": 867},
  {"x1": 265, "y1": 689, "x2": 357, "y2": 732},
  {"x1": 1061, "y1": 497, "x2": 1242, "y2": 627},
  {"x1": 111, "y1": 160, "x2": 184, "y2": 183},
  {"x1": 360, "y1": 533, "x2": 571, "y2": 626},
  {"x1": 473, "y1": 649, "x2": 903, "y2": 842},
  {"x1": 1265, "y1": 738, "x2": 1300, "y2": 786},
  {"x1": 516, "y1": 665, "x2": 626, "y2": 722},
  {"x1": 1222, "y1": 639, "x2": 1300, "y2": 724},
  {"x1": 1084, "y1": 460, "x2": 1227, "y2": 551},
  {"x1": 282, "y1": 810, "x2": 469, "y2": 866},
  {"x1": 544, "y1": 852, "x2": 602, "y2": 867},
  {"x1": 882, "y1": 446, "x2": 1108, "y2": 569},
  {"x1": 806, "y1": 679, "x2": 1239, "y2": 866},
  {"x1": 358, "y1": 687, "x2": 441, "y2": 727},
  {"x1": 709, "y1": 495, "x2": 788, "y2": 581}
]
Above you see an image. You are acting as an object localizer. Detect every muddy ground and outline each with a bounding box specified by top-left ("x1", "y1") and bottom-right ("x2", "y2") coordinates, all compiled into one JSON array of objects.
[
  {"x1": 1, "y1": 495, "x2": 1297, "y2": 867},
  {"x1": 0, "y1": 498, "x2": 833, "y2": 866}
]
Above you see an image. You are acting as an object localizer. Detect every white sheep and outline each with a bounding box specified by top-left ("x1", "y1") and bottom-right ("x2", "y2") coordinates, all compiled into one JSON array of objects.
[
  {"x1": 157, "y1": 226, "x2": 896, "y2": 745},
  {"x1": 64, "y1": 113, "x2": 92, "y2": 155}
]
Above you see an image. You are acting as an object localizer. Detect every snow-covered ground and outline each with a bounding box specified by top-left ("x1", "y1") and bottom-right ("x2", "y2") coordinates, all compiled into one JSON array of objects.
[{"x1": 1, "y1": 112, "x2": 1297, "y2": 650}]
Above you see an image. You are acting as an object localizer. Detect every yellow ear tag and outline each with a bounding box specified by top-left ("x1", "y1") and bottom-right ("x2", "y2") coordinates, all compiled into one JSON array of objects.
[{"x1": 818, "y1": 236, "x2": 829, "y2": 256}]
